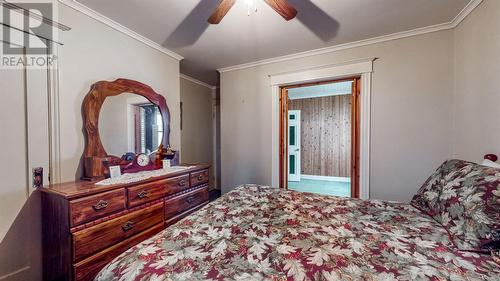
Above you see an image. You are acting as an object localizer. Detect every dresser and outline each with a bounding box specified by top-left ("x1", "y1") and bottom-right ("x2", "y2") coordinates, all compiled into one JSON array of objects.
[{"x1": 41, "y1": 165, "x2": 210, "y2": 281}]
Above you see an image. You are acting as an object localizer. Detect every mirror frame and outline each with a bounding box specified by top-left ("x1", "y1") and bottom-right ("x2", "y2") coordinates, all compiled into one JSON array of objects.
[{"x1": 81, "y1": 78, "x2": 171, "y2": 179}]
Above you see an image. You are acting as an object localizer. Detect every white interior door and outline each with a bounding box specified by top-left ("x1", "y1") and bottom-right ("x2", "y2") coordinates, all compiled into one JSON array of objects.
[
  {"x1": 0, "y1": 58, "x2": 29, "y2": 243},
  {"x1": 288, "y1": 110, "x2": 301, "y2": 182},
  {"x1": 0, "y1": 40, "x2": 50, "y2": 279}
]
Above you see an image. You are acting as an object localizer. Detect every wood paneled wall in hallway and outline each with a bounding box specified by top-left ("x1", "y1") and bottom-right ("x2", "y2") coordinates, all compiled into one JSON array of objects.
[{"x1": 289, "y1": 94, "x2": 351, "y2": 177}]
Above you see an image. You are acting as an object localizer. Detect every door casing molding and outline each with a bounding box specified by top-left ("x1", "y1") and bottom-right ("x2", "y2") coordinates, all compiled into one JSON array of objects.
[
  {"x1": 48, "y1": 42, "x2": 62, "y2": 184},
  {"x1": 270, "y1": 58, "x2": 374, "y2": 199}
]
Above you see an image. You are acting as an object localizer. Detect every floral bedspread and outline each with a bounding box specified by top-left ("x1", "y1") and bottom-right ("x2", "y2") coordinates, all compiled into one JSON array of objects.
[{"x1": 96, "y1": 185, "x2": 500, "y2": 281}]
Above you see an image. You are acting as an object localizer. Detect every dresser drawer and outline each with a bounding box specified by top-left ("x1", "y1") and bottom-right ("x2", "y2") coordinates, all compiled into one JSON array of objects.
[
  {"x1": 70, "y1": 189, "x2": 126, "y2": 227},
  {"x1": 73, "y1": 223, "x2": 164, "y2": 281},
  {"x1": 164, "y1": 174, "x2": 190, "y2": 195},
  {"x1": 73, "y1": 202, "x2": 164, "y2": 261},
  {"x1": 128, "y1": 179, "x2": 170, "y2": 208},
  {"x1": 190, "y1": 169, "x2": 209, "y2": 187},
  {"x1": 165, "y1": 186, "x2": 208, "y2": 220}
]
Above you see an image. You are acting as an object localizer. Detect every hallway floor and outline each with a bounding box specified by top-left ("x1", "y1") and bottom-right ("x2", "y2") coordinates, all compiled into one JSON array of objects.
[{"x1": 288, "y1": 179, "x2": 351, "y2": 197}]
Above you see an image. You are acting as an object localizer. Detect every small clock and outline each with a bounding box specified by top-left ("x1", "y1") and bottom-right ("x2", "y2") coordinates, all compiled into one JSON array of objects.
[
  {"x1": 136, "y1": 153, "x2": 150, "y2": 167},
  {"x1": 120, "y1": 153, "x2": 158, "y2": 174}
]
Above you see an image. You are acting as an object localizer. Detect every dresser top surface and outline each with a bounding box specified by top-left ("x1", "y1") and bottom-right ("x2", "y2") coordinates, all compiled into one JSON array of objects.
[{"x1": 40, "y1": 164, "x2": 210, "y2": 199}]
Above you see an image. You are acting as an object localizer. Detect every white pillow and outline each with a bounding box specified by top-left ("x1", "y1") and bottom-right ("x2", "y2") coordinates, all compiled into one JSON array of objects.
[{"x1": 481, "y1": 159, "x2": 500, "y2": 169}]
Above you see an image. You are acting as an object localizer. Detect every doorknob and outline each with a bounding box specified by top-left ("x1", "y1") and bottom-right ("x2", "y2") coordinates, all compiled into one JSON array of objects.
[{"x1": 295, "y1": 148, "x2": 300, "y2": 152}]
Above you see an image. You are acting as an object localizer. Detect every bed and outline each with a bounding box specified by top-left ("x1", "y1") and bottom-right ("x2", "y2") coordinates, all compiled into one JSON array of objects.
[{"x1": 96, "y1": 160, "x2": 500, "y2": 281}]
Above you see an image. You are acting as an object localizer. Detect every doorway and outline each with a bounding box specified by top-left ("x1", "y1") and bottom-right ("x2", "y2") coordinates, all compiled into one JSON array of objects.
[{"x1": 279, "y1": 77, "x2": 360, "y2": 198}]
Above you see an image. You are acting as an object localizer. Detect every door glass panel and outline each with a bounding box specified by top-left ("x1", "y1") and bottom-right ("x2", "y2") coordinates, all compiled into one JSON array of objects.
[
  {"x1": 289, "y1": 114, "x2": 295, "y2": 120},
  {"x1": 289, "y1": 155, "x2": 295, "y2": 174},
  {"x1": 289, "y1": 126, "x2": 296, "y2": 146}
]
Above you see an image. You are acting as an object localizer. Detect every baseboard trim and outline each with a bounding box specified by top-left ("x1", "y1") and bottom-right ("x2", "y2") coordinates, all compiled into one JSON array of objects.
[
  {"x1": 301, "y1": 175, "x2": 351, "y2": 183},
  {"x1": 0, "y1": 266, "x2": 30, "y2": 280}
]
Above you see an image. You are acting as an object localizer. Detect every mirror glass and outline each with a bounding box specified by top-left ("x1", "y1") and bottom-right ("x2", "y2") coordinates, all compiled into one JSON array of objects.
[{"x1": 99, "y1": 93, "x2": 164, "y2": 156}]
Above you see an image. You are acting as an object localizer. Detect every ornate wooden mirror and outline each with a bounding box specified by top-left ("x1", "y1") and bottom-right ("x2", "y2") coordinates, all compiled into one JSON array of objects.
[{"x1": 82, "y1": 79, "x2": 173, "y2": 179}]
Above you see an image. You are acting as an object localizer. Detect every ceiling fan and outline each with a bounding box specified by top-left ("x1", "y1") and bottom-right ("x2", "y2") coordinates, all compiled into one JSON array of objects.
[{"x1": 208, "y1": 0, "x2": 298, "y2": 24}]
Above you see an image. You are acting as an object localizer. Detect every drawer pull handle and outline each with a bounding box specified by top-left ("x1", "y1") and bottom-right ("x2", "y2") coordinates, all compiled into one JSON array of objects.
[
  {"x1": 122, "y1": 221, "x2": 134, "y2": 232},
  {"x1": 137, "y1": 190, "x2": 149, "y2": 199},
  {"x1": 92, "y1": 200, "x2": 108, "y2": 211},
  {"x1": 179, "y1": 180, "x2": 187, "y2": 187},
  {"x1": 186, "y1": 196, "x2": 196, "y2": 204},
  {"x1": 197, "y1": 175, "x2": 204, "y2": 181}
]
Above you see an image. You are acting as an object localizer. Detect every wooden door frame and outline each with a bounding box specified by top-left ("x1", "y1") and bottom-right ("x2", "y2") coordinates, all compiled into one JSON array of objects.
[
  {"x1": 279, "y1": 87, "x2": 289, "y2": 188},
  {"x1": 279, "y1": 77, "x2": 361, "y2": 198},
  {"x1": 350, "y1": 78, "x2": 361, "y2": 198}
]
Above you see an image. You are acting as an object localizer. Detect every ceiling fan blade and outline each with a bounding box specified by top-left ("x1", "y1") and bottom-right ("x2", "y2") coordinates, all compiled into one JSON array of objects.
[
  {"x1": 208, "y1": 0, "x2": 236, "y2": 24},
  {"x1": 264, "y1": 0, "x2": 298, "y2": 21}
]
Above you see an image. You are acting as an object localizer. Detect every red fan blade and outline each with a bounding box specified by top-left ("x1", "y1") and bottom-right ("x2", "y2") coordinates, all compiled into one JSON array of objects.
[
  {"x1": 208, "y1": 0, "x2": 236, "y2": 24},
  {"x1": 264, "y1": 0, "x2": 298, "y2": 21}
]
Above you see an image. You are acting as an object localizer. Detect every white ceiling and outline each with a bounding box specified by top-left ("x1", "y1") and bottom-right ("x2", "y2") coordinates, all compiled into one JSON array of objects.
[{"x1": 77, "y1": 0, "x2": 471, "y2": 85}]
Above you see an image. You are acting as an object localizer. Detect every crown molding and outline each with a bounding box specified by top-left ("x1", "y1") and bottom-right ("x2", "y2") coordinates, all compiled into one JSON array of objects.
[
  {"x1": 217, "y1": 22, "x2": 448, "y2": 73},
  {"x1": 180, "y1": 74, "x2": 216, "y2": 90},
  {"x1": 57, "y1": 0, "x2": 184, "y2": 61},
  {"x1": 218, "y1": 0, "x2": 483, "y2": 73},
  {"x1": 450, "y1": 0, "x2": 483, "y2": 27},
  {"x1": 57, "y1": 0, "x2": 482, "y2": 72}
]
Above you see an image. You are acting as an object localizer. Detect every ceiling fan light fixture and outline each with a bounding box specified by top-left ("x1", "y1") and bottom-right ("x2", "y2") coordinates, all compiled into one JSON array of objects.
[
  {"x1": 208, "y1": 0, "x2": 296, "y2": 24},
  {"x1": 245, "y1": 0, "x2": 258, "y2": 16}
]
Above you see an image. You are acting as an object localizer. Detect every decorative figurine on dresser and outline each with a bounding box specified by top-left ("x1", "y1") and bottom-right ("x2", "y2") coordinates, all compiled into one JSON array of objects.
[{"x1": 41, "y1": 79, "x2": 210, "y2": 281}]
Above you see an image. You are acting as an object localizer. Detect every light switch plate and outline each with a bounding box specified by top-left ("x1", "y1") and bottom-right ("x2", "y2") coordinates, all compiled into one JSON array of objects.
[{"x1": 33, "y1": 167, "x2": 43, "y2": 188}]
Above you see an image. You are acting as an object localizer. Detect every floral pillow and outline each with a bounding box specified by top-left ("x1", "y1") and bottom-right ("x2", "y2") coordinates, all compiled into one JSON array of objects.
[{"x1": 411, "y1": 159, "x2": 500, "y2": 252}]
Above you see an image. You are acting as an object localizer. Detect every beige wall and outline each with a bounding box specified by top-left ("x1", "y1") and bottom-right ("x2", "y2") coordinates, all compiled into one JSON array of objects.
[
  {"x1": 180, "y1": 78, "x2": 215, "y2": 187},
  {"x1": 452, "y1": 0, "x2": 500, "y2": 162},
  {"x1": 221, "y1": 30, "x2": 456, "y2": 201},
  {"x1": 57, "y1": 3, "x2": 181, "y2": 182}
]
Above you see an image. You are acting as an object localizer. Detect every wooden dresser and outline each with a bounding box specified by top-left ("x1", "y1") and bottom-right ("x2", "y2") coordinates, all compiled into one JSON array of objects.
[{"x1": 41, "y1": 165, "x2": 210, "y2": 281}]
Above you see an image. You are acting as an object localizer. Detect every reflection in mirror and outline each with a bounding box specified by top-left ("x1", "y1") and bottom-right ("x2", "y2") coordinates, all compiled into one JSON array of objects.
[{"x1": 99, "y1": 93, "x2": 164, "y2": 156}]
